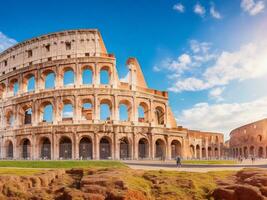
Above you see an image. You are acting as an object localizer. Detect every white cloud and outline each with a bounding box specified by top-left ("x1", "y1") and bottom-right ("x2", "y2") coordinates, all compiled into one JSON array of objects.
[
  {"x1": 177, "y1": 96, "x2": 267, "y2": 138},
  {"x1": 241, "y1": 0, "x2": 265, "y2": 16},
  {"x1": 0, "y1": 32, "x2": 17, "y2": 52},
  {"x1": 169, "y1": 40, "x2": 267, "y2": 92},
  {"x1": 173, "y1": 3, "x2": 185, "y2": 13},
  {"x1": 209, "y1": 87, "x2": 225, "y2": 101},
  {"x1": 210, "y1": 4, "x2": 222, "y2": 19},
  {"x1": 120, "y1": 72, "x2": 129, "y2": 83},
  {"x1": 194, "y1": 3, "x2": 206, "y2": 17}
]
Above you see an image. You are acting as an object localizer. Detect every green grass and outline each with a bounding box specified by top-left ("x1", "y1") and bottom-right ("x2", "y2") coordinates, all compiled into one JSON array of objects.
[
  {"x1": 182, "y1": 160, "x2": 237, "y2": 165},
  {"x1": 0, "y1": 168, "x2": 42, "y2": 176},
  {"x1": 0, "y1": 160, "x2": 126, "y2": 169}
]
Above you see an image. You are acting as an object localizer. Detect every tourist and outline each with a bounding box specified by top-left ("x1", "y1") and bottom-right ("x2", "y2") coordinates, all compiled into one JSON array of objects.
[{"x1": 176, "y1": 156, "x2": 181, "y2": 168}]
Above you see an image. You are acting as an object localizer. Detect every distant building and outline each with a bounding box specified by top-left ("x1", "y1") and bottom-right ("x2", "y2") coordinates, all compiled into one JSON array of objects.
[
  {"x1": 229, "y1": 118, "x2": 267, "y2": 158},
  {"x1": 0, "y1": 29, "x2": 224, "y2": 160}
]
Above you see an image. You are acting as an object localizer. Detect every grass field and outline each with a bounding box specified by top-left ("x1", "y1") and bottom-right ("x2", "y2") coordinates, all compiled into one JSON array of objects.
[
  {"x1": 0, "y1": 160, "x2": 126, "y2": 169},
  {"x1": 182, "y1": 160, "x2": 237, "y2": 165},
  {"x1": 0, "y1": 168, "x2": 42, "y2": 175}
]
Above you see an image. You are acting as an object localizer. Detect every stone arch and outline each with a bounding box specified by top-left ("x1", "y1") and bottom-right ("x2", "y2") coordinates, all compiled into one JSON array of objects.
[
  {"x1": 214, "y1": 147, "x2": 219, "y2": 157},
  {"x1": 39, "y1": 101, "x2": 54, "y2": 123},
  {"x1": 62, "y1": 99, "x2": 74, "y2": 120},
  {"x1": 100, "y1": 65, "x2": 111, "y2": 85},
  {"x1": 81, "y1": 98, "x2": 93, "y2": 120},
  {"x1": 257, "y1": 135, "x2": 263, "y2": 142},
  {"x1": 59, "y1": 136, "x2": 72, "y2": 159},
  {"x1": 5, "y1": 140, "x2": 13, "y2": 159},
  {"x1": 39, "y1": 137, "x2": 51, "y2": 159},
  {"x1": 63, "y1": 66, "x2": 75, "y2": 86},
  {"x1": 202, "y1": 147, "x2": 206, "y2": 158},
  {"x1": 249, "y1": 146, "x2": 255, "y2": 156},
  {"x1": 24, "y1": 73, "x2": 35, "y2": 92},
  {"x1": 99, "y1": 136, "x2": 112, "y2": 159},
  {"x1": 244, "y1": 146, "x2": 248, "y2": 158},
  {"x1": 9, "y1": 78, "x2": 19, "y2": 95},
  {"x1": 42, "y1": 69, "x2": 56, "y2": 89},
  {"x1": 258, "y1": 146, "x2": 264, "y2": 158},
  {"x1": 171, "y1": 140, "x2": 182, "y2": 159},
  {"x1": 208, "y1": 146, "x2": 212, "y2": 158},
  {"x1": 100, "y1": 98, "x2": 112, "y2": 120},
  {"x1": 155, "y1": 139, "x2": 166, "y2": 159},
  {"x1": 20, "y1": 138, "x2": 31, "y2": 159},
  {"x1": 79, "y1": 136, "x2": 93, "y2": 160},
  {"x1": 5, "y1": 109, "x2": 14, "y2": 126},
  {"x1": 196, "y1": 145, "x2": 201, "y2": 159},
  {"x1": 17, "y1": 104, "x2": 32, "y2": 125},
  {"x1": 118, "y1": 99, "x2": 132, "y2": 121},
  {"x1": 138, "y1": 138, "x2": 149, "y2": 159},
  {"x1": 138, "y1": 102, "x2": 149, "y2": 123},
  {"x1": 155, "y1": 106, "x2": 165, "y2": 125},
  {"x1": 82, "y1": 65, "x2": 93, "y2": 85},
  {"x1": 119, "y1": 137, "x2": 131, "y2": 159}
]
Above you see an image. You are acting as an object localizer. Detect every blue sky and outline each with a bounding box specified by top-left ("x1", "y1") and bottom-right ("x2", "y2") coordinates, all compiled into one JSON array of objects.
[{"x1": 1, "y1": 0, "x2": 267, "y2": 139}]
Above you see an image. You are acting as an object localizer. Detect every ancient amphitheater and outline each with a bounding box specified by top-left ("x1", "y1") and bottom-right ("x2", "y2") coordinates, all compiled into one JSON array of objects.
[
  {"x1": 0, "y1": 29, "x2": 224, "y2": 160},
  {"x1": 230, "y1": 118, "x2": 267, "y2": 158}
]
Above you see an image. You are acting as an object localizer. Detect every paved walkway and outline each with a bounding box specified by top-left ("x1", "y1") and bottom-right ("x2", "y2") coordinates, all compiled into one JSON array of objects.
[{"x1": 123, "y1": 160, "x2": 267, "y2": 172}]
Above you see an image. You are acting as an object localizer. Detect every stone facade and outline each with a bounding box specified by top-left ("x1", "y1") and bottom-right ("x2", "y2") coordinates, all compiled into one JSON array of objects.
[
  {"x1": 229, "y1": 118, "x2": 267, "y2": 158},
  {"x1": 0, "y1": 29, "x2": 224, "y2": 160}
]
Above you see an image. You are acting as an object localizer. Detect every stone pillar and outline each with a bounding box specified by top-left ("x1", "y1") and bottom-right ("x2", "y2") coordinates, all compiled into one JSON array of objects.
[
  {"x1": 166, "y1": 137, "x2": 171, "y2": 160},
  {"x1": 113, "y1": 95, "x2": 119, "y2": 122},
  {"x1": 114, "y1": 133, "x2": 119, "y2": 160},
  {"x1": 94, "y1": 94, "x2": 99, "y2": 121},
  {"x1": 150, "y1": 135, "x2": 154, "y2": 159},
  {"x1": 75, "y1": 63, "x2": 81, "y2": 88},
  {"x1": 74, "y1": 133, "x2": 79, "y2": 159},
  {"x1": 55, "y1": 65, "x2": 62, "y2": 89},
  {"x1": 94, "y1": 133, "x2": 99, "y2": 160},
  {"x1": 94, "y1": 63, "x2": 100, "y2": 86},
  {"x1": 149, "y1": 99, "x2": 153, "y2": 125},
  {"x1": 133, "y1": 96, "x2": 138, "y2": 123},
  {"x1": 73, "y1": 95, "x2": 80, "y2": 123}
]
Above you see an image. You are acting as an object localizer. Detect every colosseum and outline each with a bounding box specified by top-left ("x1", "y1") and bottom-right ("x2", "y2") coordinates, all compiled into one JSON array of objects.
[
  {"x1": 0, "y1": 29, "x2": 224, "y2": 160},
  {"x1": 229, "y1": 118, "x2": 267, "y2": 159}
]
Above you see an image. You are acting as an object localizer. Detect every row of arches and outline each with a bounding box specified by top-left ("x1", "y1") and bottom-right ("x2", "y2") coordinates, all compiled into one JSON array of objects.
[
  {"x1": 3, "y1": 137, "x2": 182, "y2": 160},
  {"x1": 0, "y1": 66, "x2": 113, "y2": 98},
  {"x1": 232, "y1": 146, "x2": 266, "y2": 158},
  {"x1": 4, "y1": 100, "x2": 165, "y2": 125},
  {"x1": 189, "y1": 144, "x2": 219, "y2": 159}
]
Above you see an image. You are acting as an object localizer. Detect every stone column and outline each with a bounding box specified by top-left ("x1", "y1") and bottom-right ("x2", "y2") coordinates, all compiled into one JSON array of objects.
[
  {"x1": 94, "y1": 94, "x2": 99, "y2": 121},
  {"x1": 75, "y1": 63, "x2": 81, "y2": 88},
  {"x1": 94, "y1": 63, "x2": 100, "y2": 86},
  {"x1": 94, "y1": 133, "x2": 99, "y2": 160},
  {"x1": 113, "y1": 95, "x2": 119, "y2": 122}
]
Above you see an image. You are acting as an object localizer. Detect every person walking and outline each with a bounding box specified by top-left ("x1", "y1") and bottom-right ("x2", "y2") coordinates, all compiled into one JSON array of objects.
[{"x1": 176, "y1": 156, "x2": 181, "y2": 168}]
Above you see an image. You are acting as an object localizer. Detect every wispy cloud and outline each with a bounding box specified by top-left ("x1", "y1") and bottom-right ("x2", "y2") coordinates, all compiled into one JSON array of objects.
[
  {"x1": 173, "y1": 3, "x2": 185, "y2": 13},
  {"x1": 177, "y1": 96, "x2": 267, "y2": 138},
  {"x1": 0, "y1": 32, "x2": 17, "y2": 52},
  {"x1": 194, "y1": 3, "x2": 206, "y2": 17},
  {"x1": 210, "y1": 3, "x2": 222, "y2": 19},
  {"x1": 241, "y1": 0, "x2": 265, "y2": 16}
]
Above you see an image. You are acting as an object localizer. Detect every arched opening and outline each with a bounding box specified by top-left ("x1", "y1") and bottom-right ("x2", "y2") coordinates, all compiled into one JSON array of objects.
[
  {"x1": 100, "y1": 99, "x2": 112, "y2": 120},
  {"x1": 202, "y1": 147, "x2": 206, "y2": 158},
  {"x1": 138, "y1": 138, "x2": 149, "y2": 159},
  {"x1": 62, "y1": 102, "x2": 73, "y2": 120},
  {"x1": 239, "y1": 148, "x2": 242, "y2": 156},
  {"x1": 63, "y1": 68, "x2": 74, "y2": 86},
  {"x1": 5, "y1": 141, "x2": 13, "y2": 159},
  {"x1": 40, "y1": 137, "x2": 51, "y2": 159},
  {"x1": 138, "y1": 102, "x2": 149, "y2": 123},
  {"x1": 244, "y1": 146, "x2": 248, "y2": 158},
  {"x1": 214, "y1": 147, "x2": 219, "y2": 158},
  {"x1": 155, "y1": 106, "x2": 164, "y2": 125},
  {"x1": 196, "y1": 145, "x2": 200, "y2": 159},
  {"x1": 42, "y1": 103, "x2": 53, "y2": 123},
  {"x1": 171, "y1": 140, "x2": 182, "y2": 159},
  {"x1": 232, "y1": 149, "x2": 236, "y2": 158},
  {"x1": 27, "y1": 75, "x2": 35, "y2": 92},
  {"x1": 82, "y1": 68, "x2": 93, "y2": 85},
  {"x1": 208, "y1": 147, "x2": 212, "y2": 158},
  {"x1": 100, "y1": 66, "x2": 110, "y2": 84},
  {"x1": 155, "y1": 139, "x2": 165, "y2": 159},
  {"x1": 24, "y1": 108, "x2": 32, "y2": 124},
  {"x1": 119, "y1": 100, "x2": 131, "y2": 121},
  {"x1": 258, "y1": 147, "x2": 263, "y2": 158},
  {"x1": 257, "y1": 135, "x2": 263, "y2": 142},
  {"x1": 120, "y1": 137, "x2": 130, "y2": 159},
  {"x1": 82, "y1": 99, "x2": 93, "y2": 120},
  {"x1": 79, "y1": 137, "x2": 92, "y2": 160},
  {"x1": 9, "y1": 79, "x2": 19, "y2": 95},
  {"x1": 0, "y1": 83, "x2": 6, "y2": 98},
  {"x1": 190, "y1": 145, "x2": 195, "y2": 158},
  {"x1": 59, "y1": 137, "x2": 72, "y2": 159},
  {"x1": 99, "y1": 137, "x2": 111, "y2": 159},
  {"x1": 45, "y1": 72, "x2": 55, "y2": 89},
  {"x1": 249, "y1": 146, "x2": 255, "y2": 156},
  {"x1": 21, "y1": 138, "x2": 31, "y2": 159}
]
